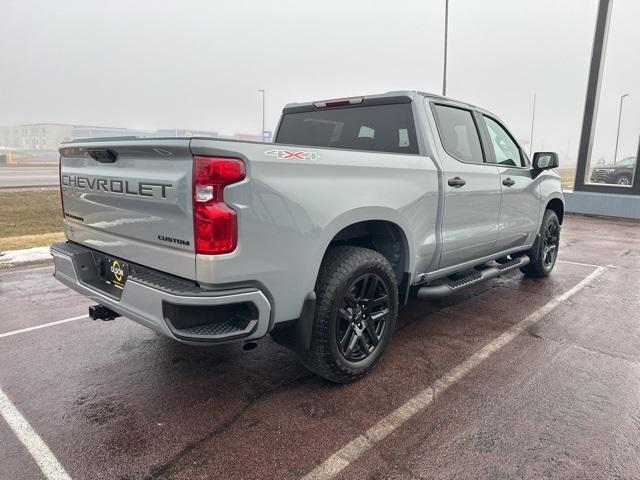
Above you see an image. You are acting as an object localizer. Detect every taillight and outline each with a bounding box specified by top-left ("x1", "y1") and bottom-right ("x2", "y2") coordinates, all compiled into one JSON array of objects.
[{"x1": 193, "y1": 156, "x2": 245, "y2": 255}]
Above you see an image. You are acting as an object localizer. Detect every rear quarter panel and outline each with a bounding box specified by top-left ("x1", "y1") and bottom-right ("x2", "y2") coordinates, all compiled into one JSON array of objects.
[{"x1": 190, "y1": 139, "x2": 439, "y2": 324}]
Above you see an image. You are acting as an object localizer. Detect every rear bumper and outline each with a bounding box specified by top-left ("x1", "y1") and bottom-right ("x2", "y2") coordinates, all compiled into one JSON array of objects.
[{"x1": 50, "y1": 242, "x2": 271, "y2": 345}]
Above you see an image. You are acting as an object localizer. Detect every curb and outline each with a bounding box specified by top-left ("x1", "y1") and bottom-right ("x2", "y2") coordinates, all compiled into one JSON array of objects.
[{"x1": 0, "y1": 246, "x2": 53, "y2": 268}]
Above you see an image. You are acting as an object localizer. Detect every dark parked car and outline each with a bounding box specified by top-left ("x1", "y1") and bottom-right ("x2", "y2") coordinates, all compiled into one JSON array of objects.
[{"x1": 590, "y1": 156, "x2": 637, "y2": 185}]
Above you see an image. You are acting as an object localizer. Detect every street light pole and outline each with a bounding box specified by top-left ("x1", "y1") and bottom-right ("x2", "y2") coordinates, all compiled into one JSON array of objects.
[
  {"x1": 258, "y1": 89, "x2": 266, "y2": 142},
  {"x1": 529, "y1": 92, "x2": 537, "y2": 157},
  {"x1": 613, "y1": 93, "x2": 629, "y2": 163},
  {"x1": 442, "y1": 0, "x2": 449, "y2": 96}
]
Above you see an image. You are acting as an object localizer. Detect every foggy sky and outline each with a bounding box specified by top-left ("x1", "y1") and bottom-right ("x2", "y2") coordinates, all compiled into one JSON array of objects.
[{"x1": 1, "y1": 0, "x2": 638, "y2": 166}]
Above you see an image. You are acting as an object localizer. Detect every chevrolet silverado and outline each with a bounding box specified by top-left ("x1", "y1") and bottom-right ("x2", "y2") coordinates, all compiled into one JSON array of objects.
[{"x1": 51, "y1": 91, "x2": 564, "y2": 383}]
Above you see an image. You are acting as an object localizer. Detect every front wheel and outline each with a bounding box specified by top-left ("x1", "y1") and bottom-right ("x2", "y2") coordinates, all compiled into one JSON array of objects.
[
  {"x1": 520, "y1": 209, "x2": 560, "y2": 278},
  {"x1": 616, "y1": 174, "x2": 632, "y2": 186},
  {"x1": 301, "y1": 246, "x2": 398, "y2": 383}
]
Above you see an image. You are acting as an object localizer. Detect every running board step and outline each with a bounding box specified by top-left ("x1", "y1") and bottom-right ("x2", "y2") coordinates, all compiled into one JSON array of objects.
[{"x1": 416, "y1": 255, "x2": 530, "y2": 300}]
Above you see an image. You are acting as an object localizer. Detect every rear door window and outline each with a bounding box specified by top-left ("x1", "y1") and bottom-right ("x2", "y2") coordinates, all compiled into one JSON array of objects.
[
  {"x1": 275, "y1": 102, "x2": 418, "y2": 154},
  {"x1": 432, "y1": 104, "x2": 485, "y2": 164}
]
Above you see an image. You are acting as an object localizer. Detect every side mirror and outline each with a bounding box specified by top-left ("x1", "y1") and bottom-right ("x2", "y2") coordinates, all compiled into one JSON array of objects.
[{"x1": 532, "y1": 152, "x2": 559, "y2": 170}]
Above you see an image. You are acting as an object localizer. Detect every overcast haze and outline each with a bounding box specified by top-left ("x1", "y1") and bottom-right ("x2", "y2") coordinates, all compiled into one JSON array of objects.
[{"x1": 1, "y1": 0, "x2": 638, "y2": 166}]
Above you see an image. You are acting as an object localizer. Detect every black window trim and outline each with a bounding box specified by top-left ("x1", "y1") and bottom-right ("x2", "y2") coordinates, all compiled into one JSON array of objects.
[
  {"x1": 430, "y1": 101, "x2": 490, "y2": 166},
  {"x1": 478, "y1": 113, "x2": 531, "y2": 170},
  {"x1": 275, "y1": 100, "x2": 420, "y2": 156},
  {"x1": 281, "y1": 95, "x2": 413, "y2": 115}
]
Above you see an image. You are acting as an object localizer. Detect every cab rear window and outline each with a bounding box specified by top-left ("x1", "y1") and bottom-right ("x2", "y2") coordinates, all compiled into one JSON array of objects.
[{"x1": 275, "y1": 103, "x2": 418, "y2": 154}]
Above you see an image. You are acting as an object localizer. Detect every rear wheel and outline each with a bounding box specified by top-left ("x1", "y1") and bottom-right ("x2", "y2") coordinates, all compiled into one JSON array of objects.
[
  {"x1": 520, "y1": 209, "x2": 560, "y2": 278},
  {"x1": 302, "y1": 246, "x2": 398, "y2": 383}
]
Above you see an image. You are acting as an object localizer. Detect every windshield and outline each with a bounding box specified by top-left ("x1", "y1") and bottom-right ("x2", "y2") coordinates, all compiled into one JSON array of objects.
[{"x1": 616, "y1": 156, "x2": 637, "y2": 166}]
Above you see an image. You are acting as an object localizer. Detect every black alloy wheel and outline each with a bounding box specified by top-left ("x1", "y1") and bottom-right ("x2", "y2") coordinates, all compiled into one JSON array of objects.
[
  {"x1": 520, "y1": 209, "x2": 561, "y2": 278},
  {"x1": 616, "y1": 175, "x2": 631, "y2": 186},
  {"x1": 336, "y1": 273, "x2": 390, "y2": 362},
  {"x1": 542, "y1": 221, "x2": 559, "y2": 268},
  {"x1": 301, "y1": 246, "x2": 398, "y2": 383}
]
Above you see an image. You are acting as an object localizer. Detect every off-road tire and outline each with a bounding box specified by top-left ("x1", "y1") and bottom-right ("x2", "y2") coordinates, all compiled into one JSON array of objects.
[
  {"x1": 520, "y1": 209, "x2": 560, "y2": 278},
  {"x1": 301, "y1": 246, "x2": 398, "y2": 383}
]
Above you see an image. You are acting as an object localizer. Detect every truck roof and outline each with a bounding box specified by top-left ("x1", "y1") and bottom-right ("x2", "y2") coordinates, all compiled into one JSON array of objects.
[
  {"x1": 61, "y1": 91, "x2": 490, "y2": 147},
  {"x1": 282, "y1": 90, "x2": 480, "y2": 112}
]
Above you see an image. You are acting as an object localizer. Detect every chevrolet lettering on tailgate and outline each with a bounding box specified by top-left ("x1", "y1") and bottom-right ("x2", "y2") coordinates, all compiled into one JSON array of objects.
[{"x1": 61, "y1": 175, "x2": 173, "y2": 199}]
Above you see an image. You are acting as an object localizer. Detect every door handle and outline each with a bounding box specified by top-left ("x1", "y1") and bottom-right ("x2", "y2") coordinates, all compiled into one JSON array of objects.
[
  {"x1": 447, "y1": 177, "x2": 466, "y2": 187},
  {"x1": 502, "y1": 177, "x2": 515, "y2": 187}
]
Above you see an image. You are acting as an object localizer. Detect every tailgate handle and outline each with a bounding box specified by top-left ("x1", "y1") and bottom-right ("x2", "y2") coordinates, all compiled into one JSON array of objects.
[{"x1": 88, "y1": 148, "x2": 118, "y2": 163}]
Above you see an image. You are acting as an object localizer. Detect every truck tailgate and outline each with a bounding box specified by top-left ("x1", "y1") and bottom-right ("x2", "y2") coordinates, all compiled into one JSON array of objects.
[{"x1": 59, "y1": 138, "x2": 196, "y2": 279}]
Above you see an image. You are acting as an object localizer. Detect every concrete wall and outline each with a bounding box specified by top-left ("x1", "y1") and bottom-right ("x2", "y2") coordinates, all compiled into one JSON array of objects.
[{"x1": 564, "y1": 190, "x2": 640, "y2": 219}]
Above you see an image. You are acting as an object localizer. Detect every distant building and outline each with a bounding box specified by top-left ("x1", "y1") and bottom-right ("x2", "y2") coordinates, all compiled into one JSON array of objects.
[
  {"x1": 232, "y1": 133, "x2": 264, "y2": 142},
  {"x1": 157, "y1": 129, "x2": 218, "y2": 138},
  {"x1": 0, "y1": 123, "x2": 220, "y2": 150},
  {"x1": 72, "y1": 126, "x2": 156, "y2": 140},
  {"x1": 0, "y1": 124, "x2": 74, "y2": 150},
  {"x1": 0, "y1": 123, "x2": 157, "y2": 149}
]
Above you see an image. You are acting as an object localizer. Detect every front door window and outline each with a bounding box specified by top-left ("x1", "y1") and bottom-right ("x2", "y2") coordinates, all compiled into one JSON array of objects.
[{"x1": 483, "y1": 116, "x2": 523, "y2": 167}]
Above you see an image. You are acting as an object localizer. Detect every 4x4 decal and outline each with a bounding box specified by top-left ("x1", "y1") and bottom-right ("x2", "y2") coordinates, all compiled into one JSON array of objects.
[{"x1": 265, "y1": 149, "x2": 320, "y2": 160}]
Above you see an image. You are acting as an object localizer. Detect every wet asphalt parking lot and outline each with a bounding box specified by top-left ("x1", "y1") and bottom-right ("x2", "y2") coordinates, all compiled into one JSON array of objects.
[{"x1": 1, "y1": 214, "x2": 639, "y2": 480}]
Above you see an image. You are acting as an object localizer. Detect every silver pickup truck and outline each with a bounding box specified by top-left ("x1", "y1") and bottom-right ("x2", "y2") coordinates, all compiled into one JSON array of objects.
[{"x1": 51, "y1": 91, "x2": 564, "y2": 383}]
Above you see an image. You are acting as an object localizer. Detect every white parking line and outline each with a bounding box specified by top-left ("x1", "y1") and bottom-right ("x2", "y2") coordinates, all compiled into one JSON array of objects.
[
  {"x1": 302, "y1": 266, "x2": 607, "y2": 480},
  {"x1": 0, "y1": 387, "x2": 72, "y2": 480},
  {"x1": 557, "y1": 259, "x2": 607, "y2": 268},
  {"x1": 0, "y1": 315, "x2": 86, "y2": 339}
]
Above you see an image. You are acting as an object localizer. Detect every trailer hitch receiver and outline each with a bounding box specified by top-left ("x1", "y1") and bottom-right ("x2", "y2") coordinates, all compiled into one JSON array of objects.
[{"x1": 89, "y1": 304, "x2": 120, "y2": 321}]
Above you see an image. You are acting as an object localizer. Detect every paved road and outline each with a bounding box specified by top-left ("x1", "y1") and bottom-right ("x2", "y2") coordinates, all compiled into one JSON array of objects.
[
  {"x1": 0, "y1": 215, "x2": 639, "y2": 480},
  {"x1": 0, "y1": 166, "x2": 58, "y2": 188}
]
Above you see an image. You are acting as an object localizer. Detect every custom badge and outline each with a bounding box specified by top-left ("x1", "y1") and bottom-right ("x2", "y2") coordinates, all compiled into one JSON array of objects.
[{"x1": 265, "y1": 149, "x2": 320, "y2": 160}]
